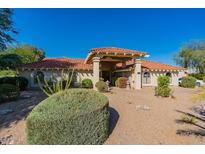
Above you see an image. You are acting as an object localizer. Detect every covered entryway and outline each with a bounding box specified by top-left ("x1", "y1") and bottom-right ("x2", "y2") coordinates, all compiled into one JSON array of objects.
[{"x1": 84, "y1": 47, "x2": 147, "y2": 89}]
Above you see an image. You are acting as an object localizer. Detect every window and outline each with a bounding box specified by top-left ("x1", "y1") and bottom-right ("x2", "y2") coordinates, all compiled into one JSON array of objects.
[
  {"x1": 34, "y1": 71, "x2": 44, "y2": 84},
  {"x1": 142, "y1": 72, "x2": 151, "y2": 84}
]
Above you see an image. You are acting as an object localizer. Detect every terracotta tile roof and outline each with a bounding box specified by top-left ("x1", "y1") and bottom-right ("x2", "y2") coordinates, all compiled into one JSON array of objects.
[
  {"x1": 117, "y1": 60, "x2": 185, "y2": 71},
  {"x1": 90, "y1": 47, "x2": 147, "y2": 55},
  {"x1": 85, "y1": 47, "x2": 147, "y2": 64},
  {"x1": 19, "y1": 57, "x2": 185, "y2": 71},
  {"x1": 141, "y1": 60, "x2": 185, "y2": 71},
  {"x1": 19, "y1": 58, "x2": 92, "y2": 70}
]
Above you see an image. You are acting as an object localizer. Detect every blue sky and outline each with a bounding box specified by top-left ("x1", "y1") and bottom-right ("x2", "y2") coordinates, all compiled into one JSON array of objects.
[{"x1": 13, "y1": 9, "x2": 205, "y2": 65}]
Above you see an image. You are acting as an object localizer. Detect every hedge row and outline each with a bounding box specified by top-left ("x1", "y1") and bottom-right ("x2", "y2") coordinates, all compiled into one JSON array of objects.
[{"x1": 26, "y1": 89, "x2": 109, "y2": 145}]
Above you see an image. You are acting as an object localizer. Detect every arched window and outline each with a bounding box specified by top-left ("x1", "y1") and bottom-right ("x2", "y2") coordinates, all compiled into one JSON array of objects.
[
  {"x1": 34, "y1": 71, "x2": 44, "y2": 84},
  {"x1": 142, "y1": 72, "x2": 151, "y2": 84}
]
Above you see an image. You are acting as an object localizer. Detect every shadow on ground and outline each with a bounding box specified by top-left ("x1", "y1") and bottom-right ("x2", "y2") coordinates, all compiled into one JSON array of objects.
[
  {"x1": 108, "y1": 107, "x2": 119, "y2": 135},
  {"x1": 175, "y1": 109, "x2": 205, "y2": 137},
  {"x1": 0, "y1": 90, "x2": 47, "y2": 130}
]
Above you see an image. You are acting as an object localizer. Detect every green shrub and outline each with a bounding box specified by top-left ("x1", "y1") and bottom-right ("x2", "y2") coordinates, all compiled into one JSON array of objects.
[
  {"x1": 0, "y1": 76, "x2": 28, "y2": 91},
  {"x1": 115, "y1": 77, "x2": 128, "y2": 88},
  {"x1": 181, "y1": 114, "x2": 197, "y2": 124},
  {"x1": 155, "y1": 76, "x2": 171, "y2": 97},
  {"x1": 95, "y1": 81, "x2": 108, "y2": 92},
  {"x1": 155, "y1": 86, "x2": 171, "y2": 97},
  {"x1": 0, "y1": 84, "x2": 20, "y2": 103},
  {"x1": 26, "y1": 89, "x2": 109, "y2": 145},
  {"x1": 180, "y1": 76, "x2": 196, "y2": 88},
  {"x1": 0, "y1": 69, "x2": 17, "y2": 77},
  {"x1": 81, "y1": 78, "x2": 93, "y2": 88}
]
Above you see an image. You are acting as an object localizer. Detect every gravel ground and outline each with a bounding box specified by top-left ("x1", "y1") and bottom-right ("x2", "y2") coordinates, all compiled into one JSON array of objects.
[
  {"x1": 104, "y1": 87, "x2": 205, "y2": 145},
  {"x1": 0, "y1": 90, "x2": 47, "y2": 145},
  {"x1": 0, "y1": 87, "x2": 205, "y2": 145}
]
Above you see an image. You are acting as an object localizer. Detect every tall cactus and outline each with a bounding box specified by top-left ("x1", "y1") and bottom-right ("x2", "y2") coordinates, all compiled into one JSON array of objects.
[{"x1": 37, "y1": 69, "x2": 74, "y2": 96}]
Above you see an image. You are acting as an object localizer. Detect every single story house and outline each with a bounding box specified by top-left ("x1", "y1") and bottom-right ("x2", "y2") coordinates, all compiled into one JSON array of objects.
[{"x1": 18, "y1": 47, "x2": 186, "y2": 89}]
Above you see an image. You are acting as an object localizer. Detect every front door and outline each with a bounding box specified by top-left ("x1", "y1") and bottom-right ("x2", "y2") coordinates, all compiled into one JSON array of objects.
[{"x1": 101, "y1": 71, "x2": 110, "y2": 82}]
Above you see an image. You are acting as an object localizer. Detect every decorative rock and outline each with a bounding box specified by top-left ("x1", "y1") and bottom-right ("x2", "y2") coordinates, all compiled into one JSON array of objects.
[
  {"x1": 136, "y1": 105, "x2": 150, "y2": 111},
  {"x1": 192, "y1": 103, "x2": 205, "y2": 117}
]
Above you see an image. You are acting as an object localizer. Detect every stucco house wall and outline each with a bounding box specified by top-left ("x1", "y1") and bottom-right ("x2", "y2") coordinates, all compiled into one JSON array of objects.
[
  {"x1": 19, "y1": 69, "x2": 185, "y2": 89},
  {"x1": 19, "y1": 69, "x2": 93, "y2": 88},
  {"x1": 140, "y1": 70, "x2": 185, "y2": 87}
]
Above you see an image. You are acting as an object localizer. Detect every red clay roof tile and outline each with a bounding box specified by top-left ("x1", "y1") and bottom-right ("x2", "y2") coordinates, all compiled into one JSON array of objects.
[
  {"x1": 90, "y1": 47, "x2": 147, "y2": 55},
  {"x1": 19, "y1": 57, "x2": 185, "y2": 71},
  {"x1": 20, "y1": 58, "x2": 92, "y2": 70},
  {"x1": 117, "y1": 60, "x2": 185, "y2": 70}
]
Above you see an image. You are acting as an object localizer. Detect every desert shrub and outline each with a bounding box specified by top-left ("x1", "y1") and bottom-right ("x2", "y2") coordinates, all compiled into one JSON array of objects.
[
  {"x1": 26, "y1": 89, "x2": 109, "y2": 145},
  {"x1": 0, "y1": 84, "x2": 20, "y2": 103},
  {"x1": 155, "y1": 75, "x2": 171, "y2": 97},
  {"x1": 0, "y1": 76, "x2": 28, "y2": 91},
  {"x1": 95, "y1": 80, "x2": 108, "y2": 92},
  {"x1": 115, "y1": 77, "x2": 128, "y2": 88},
  {"x1": 180, "y1": 76, "x2": 196, "y2": 88},
  {"x1": 155, "y1": 86, "x2": 171, "y2": 97},
  {"x1": 81, "y1": 78, "x2": 93, "y2": 88},
  {"x1": 189, "y1": 73, "x2": 205, "y2": 80},
  {"x1": 181, "y1": 114, "x2": 197, "y2": 124}
]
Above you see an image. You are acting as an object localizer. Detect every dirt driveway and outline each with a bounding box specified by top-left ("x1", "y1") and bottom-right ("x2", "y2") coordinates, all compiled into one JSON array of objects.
[{"x1": 105, "y1": 87, "x2": 205, "y2": 144}]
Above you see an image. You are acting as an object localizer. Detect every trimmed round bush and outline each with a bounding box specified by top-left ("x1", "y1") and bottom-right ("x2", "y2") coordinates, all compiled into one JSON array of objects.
[
  {"x1": 26, "y1": 89, "x2": 109, "y2": 145},
  {"x1": 180, "y1": 76, "x2": 196, "y2": 88},
  {"x1": 81, "y1": 78, "x2": 93, "y2": 88},
  {"x1": 115, "y1": 77, "x2": 128, "y2": 88},
  {"x1": 0, "y1": 76, "x2": 28, "y2": 91},
  {"x1": 0, "y1": 84, "x2": 20, "y2": 103},
  {"x1": 95, "y1": 81, "x2": 108, "y2": 92}
]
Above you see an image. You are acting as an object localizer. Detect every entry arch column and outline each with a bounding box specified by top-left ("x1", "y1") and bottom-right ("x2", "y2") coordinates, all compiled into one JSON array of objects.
[
  {"x1": 93, "y1": 56, "x2": 100, "y2": 89},
  {"x1": 134, "y1": 58, "x2": 142, "y2": 90}
]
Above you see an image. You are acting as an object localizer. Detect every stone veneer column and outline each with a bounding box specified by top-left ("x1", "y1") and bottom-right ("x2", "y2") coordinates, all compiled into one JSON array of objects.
[
  {"x1": 93, "y1": 57, "x2": 100, "y2": 89},
  {"x1": 134, "y1": 59, "x2": 142, "y2": 90}
]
